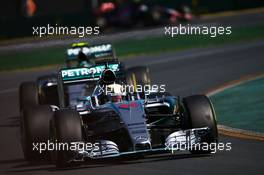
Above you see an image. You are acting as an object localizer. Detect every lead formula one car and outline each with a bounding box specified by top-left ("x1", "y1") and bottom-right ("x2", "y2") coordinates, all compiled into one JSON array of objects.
[{"x1": 20, "y1": 66, "x2": 218, "y2": 168}]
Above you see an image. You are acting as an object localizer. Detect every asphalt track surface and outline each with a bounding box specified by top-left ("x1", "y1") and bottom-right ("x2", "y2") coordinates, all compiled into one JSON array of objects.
[
  {"x1": 0, "y1": 39, "x2": 263, "y2": 174},
  {"x1": 1, "y1": 10, "x2": 264, "y2": 175}
]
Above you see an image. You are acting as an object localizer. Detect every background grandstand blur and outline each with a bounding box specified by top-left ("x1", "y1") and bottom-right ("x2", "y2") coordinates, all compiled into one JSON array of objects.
[{"x1": 1, "y1": 0, "x2": 264, "y2": 38}]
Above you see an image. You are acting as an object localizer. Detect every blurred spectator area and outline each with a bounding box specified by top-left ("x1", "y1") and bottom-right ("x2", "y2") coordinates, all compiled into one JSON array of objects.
[
  {"x1": 0, "y1": 0, "x2": 264, "y2": 38},
  {"x1": 0, "y1": 0, "x2": 91, "y2": 38},
  {"x1": 149, "y1": 0, "x2": 264, "y2": 14},
  {"x1": 0, "y1": 0, "x2": 85, "y2": 18}
]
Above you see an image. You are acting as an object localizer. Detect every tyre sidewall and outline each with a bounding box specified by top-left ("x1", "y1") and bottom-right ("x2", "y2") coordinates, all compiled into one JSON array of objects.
[{"x1": 21, "y1": 105, "x2": 53, "y2": 160}]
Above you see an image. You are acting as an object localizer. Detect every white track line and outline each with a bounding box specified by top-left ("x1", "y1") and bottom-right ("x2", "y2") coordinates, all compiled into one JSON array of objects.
[{"x1": 0, "y1": 88, "x2": 17, "y2": 95}]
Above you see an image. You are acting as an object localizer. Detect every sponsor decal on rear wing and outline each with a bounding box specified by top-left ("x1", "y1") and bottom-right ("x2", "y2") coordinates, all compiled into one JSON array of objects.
[
  {"x1": 67, "y1": 44, "x2": 114, "y2": 59},
  {"x1": 60, "y1": 63, "x2": 119, "y2": 83}
]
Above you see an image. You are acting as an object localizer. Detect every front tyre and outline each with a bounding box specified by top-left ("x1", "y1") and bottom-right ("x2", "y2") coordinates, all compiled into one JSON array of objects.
[
  {"x1": 50, "y1": 110, "x2": 83, "y2": 168},
  {"x1": 182, "y1": 95, "x2": 218, "y2": 154},
  {"x1": 21, "y1": 105, "x2": 53, "y2": 161}
]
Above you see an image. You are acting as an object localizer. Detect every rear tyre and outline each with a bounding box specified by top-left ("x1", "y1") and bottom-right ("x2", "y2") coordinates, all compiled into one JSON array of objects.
[
  {"x1": 182, "y1": 95, "x2": 218, "y2": 154},
  {"x1": 19, "y1": 81, "x2": 39, "y2": 111},
  {"x1": 50, "y1": 110, "x2": 83, "y2": 168},
  {"x1": 126, "y1": 66, "x2": 151, "y2": 98},
  {"x1": 37, "y1": 74, "x2": 59, "y2": 106},
  {"x1": 21, "y1": 105, "x2": 53, "y2": 161}
]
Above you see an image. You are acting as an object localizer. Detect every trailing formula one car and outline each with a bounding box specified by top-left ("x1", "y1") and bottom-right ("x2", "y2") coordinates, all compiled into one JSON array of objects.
[
  {"x1": 20, "y1": 66, "x2": 218, "y2": 167},
  {"x1": 19, "y1": 42, "x2": 151, "y2": 111}
]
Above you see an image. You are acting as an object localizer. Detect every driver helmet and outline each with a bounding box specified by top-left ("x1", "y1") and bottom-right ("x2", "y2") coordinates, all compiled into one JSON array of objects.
[
  {"x1": 105, "y1": 83, "x2": 126, "y2": 103},
  {"x1": 78, "y1": 51, "x2": 93, "y2": 67}
]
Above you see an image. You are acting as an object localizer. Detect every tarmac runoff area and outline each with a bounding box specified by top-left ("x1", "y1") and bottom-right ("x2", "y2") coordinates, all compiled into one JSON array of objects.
[{"x1": 207, "y1": 74, "x2": 264, "y2": 140}]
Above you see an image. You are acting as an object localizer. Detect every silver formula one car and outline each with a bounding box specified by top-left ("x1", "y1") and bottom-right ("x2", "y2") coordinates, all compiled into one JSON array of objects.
[
  {"x1": 19, "y1": 43, "x2": 150, "y2": 111},
  {"x1": 20, "y1": 66, "x2": 218, "y2": 168}
]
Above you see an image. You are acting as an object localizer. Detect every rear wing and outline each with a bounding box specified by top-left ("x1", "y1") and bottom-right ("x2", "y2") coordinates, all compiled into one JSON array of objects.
[
  {"x1": 61, "y1": 63, "x2": 119, "y2": 83},
  {"x1": 66, "y1": 43, "x2": 116, "y2": 61},
  {"x1": 57, "y1": 63, "x2": 120, "y2": 108}
]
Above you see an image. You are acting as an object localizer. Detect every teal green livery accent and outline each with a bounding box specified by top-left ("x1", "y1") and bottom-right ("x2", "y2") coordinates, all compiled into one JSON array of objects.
[{"x1": 61, "y1": 63, "x2": 119, "y2": 82}]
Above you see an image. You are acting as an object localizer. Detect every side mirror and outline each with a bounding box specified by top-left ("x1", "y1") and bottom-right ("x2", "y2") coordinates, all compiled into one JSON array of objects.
[{"x1": 91, "y1": 96, "x2": 99, "y2": 107}]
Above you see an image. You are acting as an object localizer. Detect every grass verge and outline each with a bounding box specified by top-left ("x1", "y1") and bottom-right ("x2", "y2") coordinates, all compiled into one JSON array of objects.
[
  {"x1": 211, "y1": 77, "x2": 264, "y2": 133},
  {"x1": 0, "y1": 24, "x2": 264, "y2": 71}
]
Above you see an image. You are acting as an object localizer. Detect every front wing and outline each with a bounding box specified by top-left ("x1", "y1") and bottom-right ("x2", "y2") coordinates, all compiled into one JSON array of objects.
[{"x1": 70, "y1": 127, "x2": 211, "y2": 162}]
